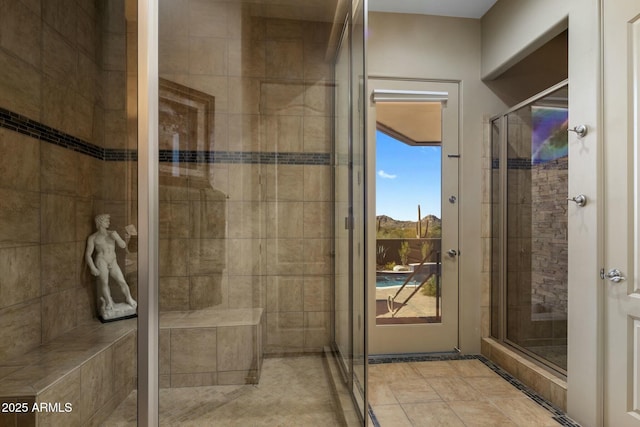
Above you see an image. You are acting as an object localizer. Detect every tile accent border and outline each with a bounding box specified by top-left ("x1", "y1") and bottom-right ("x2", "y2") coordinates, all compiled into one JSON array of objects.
[
  {"x1": 0, "y1": 107, "x2": 331, "y2": 165},
  {"x1": 491, "y1": 156, "x2": 570, "y2": 170},
  {"x1": 158, "y1": 150, "x2": 330, "y2": 165},
  {"x1": 0, "y1": 107, "x2": 106, "y2": 159},
  {"x1": 368, "y1": 406, "x2": 381, "y2": 427},
  {"x1": 367, "y1": 353, "x2": 580, "y2": 427}
]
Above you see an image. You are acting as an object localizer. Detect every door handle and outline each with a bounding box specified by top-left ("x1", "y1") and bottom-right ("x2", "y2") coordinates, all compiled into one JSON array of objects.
[
  {"x1": 567, "y1": 194, "x2": 587, "y2": 207},
  {"x1": 567, "y1": 124, "x2": 588, "y2": 138},
  {"x1": 447, "y1": 249, "x2": 458, "y2": 258},
  {"x1": 604, "y1": 269, "x2": 626, "y2": 283}
]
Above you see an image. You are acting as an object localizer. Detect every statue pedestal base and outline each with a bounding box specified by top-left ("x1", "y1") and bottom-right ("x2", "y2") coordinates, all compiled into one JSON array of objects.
[{"x1": 99, "y1": 302, "x2": 137, "y2": 323}]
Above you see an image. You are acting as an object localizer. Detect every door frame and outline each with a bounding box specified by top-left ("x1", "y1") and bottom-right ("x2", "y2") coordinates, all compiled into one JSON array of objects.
[{"x1": 366, "y1": 77, "x2": 460, "y2": 355}]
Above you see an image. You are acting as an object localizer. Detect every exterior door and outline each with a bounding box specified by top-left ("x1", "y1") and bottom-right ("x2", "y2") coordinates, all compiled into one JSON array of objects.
[
  {"x1": 603, "y1": 0, "x2": 640, "y2": 425},
  {"x1": 367, "y1": 79, "x2": 459, "y2": 354}
]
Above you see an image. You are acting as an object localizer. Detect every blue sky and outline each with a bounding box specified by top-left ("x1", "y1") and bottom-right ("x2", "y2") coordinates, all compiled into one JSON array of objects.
[{"x1": 376, "y1": 130, "x2": 442, "y2": 221}]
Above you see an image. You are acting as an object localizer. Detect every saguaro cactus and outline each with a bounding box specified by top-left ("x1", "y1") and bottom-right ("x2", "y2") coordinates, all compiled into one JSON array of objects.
[{"x1": 399, "y1": 240, "x2": 410, "y2": 266}]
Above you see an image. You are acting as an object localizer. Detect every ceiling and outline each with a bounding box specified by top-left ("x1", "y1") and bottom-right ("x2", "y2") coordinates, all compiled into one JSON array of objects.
[
  {"x1": 376, "y1": 102, "x2": 442, "y2": 145},
  {"x1": 368, "y1": 0, "x2": 498, "y2": 19}
]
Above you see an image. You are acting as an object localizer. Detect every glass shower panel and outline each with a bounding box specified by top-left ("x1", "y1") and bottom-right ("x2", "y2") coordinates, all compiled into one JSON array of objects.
[
  {"x1": 334, "y1": 17, "x2": 351, "y2": 377},
  {"x1": 157, "y1": 0, "x2": 266, "y2": 402},
  {"x1": 351, "y1": 0, "x2": 367, "y2": 419},
  {"x1": 505, "y1": 86, "x2": 568, "y2": 372},
  {"x1": 157, "y1": 0, "x2": 341, "y2": 423},
  {"x1": 490, "y1": 117, "x2": 502, "y2": 339}
]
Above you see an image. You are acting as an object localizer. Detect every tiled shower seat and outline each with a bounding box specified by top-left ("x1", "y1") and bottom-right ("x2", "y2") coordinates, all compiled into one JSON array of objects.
[
  {"x1": 160, "y1": 308, "x2": 264, "y2": 388},
  {"x1": 0, "y1": 308, "x2": 263, "y2": 426},
  {"x1": 0, "y1": 318, "x2": 136, "y2": 427}
]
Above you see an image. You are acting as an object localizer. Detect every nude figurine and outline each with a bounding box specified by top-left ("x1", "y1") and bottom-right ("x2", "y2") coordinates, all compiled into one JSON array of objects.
[{"x1": 85, "y1": 214, "x2": 137, "y2": 312}]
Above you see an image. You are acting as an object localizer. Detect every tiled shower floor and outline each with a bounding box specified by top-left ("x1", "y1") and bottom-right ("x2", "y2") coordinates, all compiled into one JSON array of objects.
[{"x1": 103, "y1": 356, "x2": 343, "y2": 426}]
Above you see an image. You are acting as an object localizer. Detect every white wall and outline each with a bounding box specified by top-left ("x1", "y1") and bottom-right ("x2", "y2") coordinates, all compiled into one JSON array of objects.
[
  {"x1": 481, "y1": 1, "x2": 602, "y2": 425},
  {"x1": 368, "y1": 12, "x2": 505, "y2": 354}
]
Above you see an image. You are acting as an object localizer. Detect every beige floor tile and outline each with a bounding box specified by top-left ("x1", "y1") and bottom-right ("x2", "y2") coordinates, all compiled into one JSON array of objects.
[
  {"x1": 369, "y1": 361, "x2": 420, "y2": 381},
  {"x1": 402, "y1": 402, "x2": 465, "y2": 427},
  {"x1": 388, "y1": 378, "x2": 442, "y2": 404},
  {"x1": 463, "y1": 376, "x2": 524, "y2": 399},
  {"x1": 372, "y1": 404, "x2": 413, "y2": 427},
  {"x1": 448, "y1": 400, "x2": 518, "y2": 426},
  {"x1": 369, "y1": 381, "x2": 400, "y2": 406},
  {"x1": 427, "y1": 376, "x2": 486, "y2": 401},
  {"x1": 447, "y1": 359, "x2": 498, "y2": 377},
  {"x1": 410, "y1": 361, "x2": 458, "y2": 379},
  {"x1": 491, "y1": 397, "x2": 560, "y2": 426}
]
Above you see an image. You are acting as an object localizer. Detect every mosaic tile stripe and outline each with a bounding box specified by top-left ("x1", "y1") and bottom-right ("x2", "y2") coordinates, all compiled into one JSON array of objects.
[
  {"x1": 491, "y1": 157, "x2": 569, "y2": 170},
  {"x1": 367, "y1": 353, "x2": 581, "y2": 427},
  {"x1": 105, "y1": 148, "x2": 137, "y2": 161},
  {"x1": 0, "y1": 107, "x2": 330, "y2": 165},
  {"x1": 368, "y1": 406, "x2": 381, "y2": 427},
  {"x1": 0, "y1": 107, "x2": 105, "y2": 159},
  {"x1": 158, "y1": 150, "x2": 330, "y2": 165}
]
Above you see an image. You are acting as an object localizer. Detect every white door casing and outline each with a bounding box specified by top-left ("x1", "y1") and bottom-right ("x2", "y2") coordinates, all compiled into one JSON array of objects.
[
  {"x1": 367, "y1": 78, "x2": 459, "y2": 354},
  {"x1": 603, "y1": 0, "x2": 640, "y2": 425}
]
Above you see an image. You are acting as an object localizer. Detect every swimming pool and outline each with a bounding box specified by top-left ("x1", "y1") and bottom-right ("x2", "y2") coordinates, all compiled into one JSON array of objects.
[
  {"x1": 376, "y1": 275, "x2": 419, "y2": 288},
  {"x1": 376, "y1": 271, "x2": 431, "y2": 288},
  {"x1": 376, "y1": 263, "x2": 438, "y2": 288}
]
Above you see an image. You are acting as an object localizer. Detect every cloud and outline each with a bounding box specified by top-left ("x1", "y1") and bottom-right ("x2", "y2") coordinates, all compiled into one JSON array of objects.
[{"x1": 378, "y1": 170, "x2": 397, "y2": 179}]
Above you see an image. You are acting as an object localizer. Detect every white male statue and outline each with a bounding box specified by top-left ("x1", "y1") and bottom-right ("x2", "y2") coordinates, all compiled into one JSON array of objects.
[{"x1": 85, "y1": 214, "x2": 137, "y2": 321}]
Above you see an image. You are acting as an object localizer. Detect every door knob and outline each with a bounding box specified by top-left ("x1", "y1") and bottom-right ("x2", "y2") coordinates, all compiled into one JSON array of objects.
[
  {"x1": 568, "y1": 124, "x2": 588, "y2": 138},
  {"x1": 604, "y1": 269, "x2": 626, "y2": 283},
  {"x1": 447, "y1": 249, "x2": 458, "y2": 258}
]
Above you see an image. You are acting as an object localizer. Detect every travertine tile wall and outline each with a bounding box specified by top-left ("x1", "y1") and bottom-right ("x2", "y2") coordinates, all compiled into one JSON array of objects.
[
  {"x1": 0, "y1": 0, "x2": 135, "y2": 361},
  {"x1": 158, "y1": 0, "x2": 334, "y2": 354}
]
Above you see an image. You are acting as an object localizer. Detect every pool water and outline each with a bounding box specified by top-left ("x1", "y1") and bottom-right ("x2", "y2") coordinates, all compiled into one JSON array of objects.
[
  {"x1": 376, "y1": 272, "x2": 426, "y2": 288},
  {"x1": 376, "y1": 278, "x2": 420, "y2": 288}
]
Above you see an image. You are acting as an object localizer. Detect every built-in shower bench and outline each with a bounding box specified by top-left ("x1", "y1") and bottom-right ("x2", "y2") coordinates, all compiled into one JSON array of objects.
[
  {"x1": 0, "y1": 308, "x2": 263, "y2": 426},
  {"x1": 159, "y1": 308, "x2": 264, "y2": 388},
  {"x1": 0, "y1": 318, "x2": 137, "y2": 427}
]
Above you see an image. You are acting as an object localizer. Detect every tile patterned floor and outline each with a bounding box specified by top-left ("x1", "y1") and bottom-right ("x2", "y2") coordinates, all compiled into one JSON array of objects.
[
  {"x1": 103, "y1": 353, "x2": 579, "y2": 426},
  {"x1": 368, "y1": 357, "x2": 579, "y2": 427},
  {"x1": 103, "y1": 356, "x2": 343, "y2": 426}
]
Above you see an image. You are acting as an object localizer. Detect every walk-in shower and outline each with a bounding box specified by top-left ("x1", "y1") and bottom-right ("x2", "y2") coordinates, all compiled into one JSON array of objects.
[
  {"x1": 0, "y1": 0, "x2": 366, "y2": 424},
  {"x1": 490, "y1": 81, "x2": 569, "y2": 374}
]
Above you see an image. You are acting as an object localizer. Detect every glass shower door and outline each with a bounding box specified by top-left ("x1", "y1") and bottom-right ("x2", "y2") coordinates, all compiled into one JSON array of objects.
[
  {"x1": 491, "y1": 82, "x2": 569, "y2": 374},
  {"x1": 352, "y1": 0, "x2": 367, "y2": 420},
  {"x1": 333, "y1": 0, "x2": 367, "y2": 422},
  {"x1": 155, "y1": 0, "x2": 346, "y2": 425},
  {"x1": 334, "y1": 11, "x2": 351, "y2": 378}
]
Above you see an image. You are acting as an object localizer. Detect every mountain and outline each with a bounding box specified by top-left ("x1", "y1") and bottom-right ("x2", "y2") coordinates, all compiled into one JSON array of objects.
[{"x1": 376, "y1": 214, "x2": 442, "y2": 239}]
